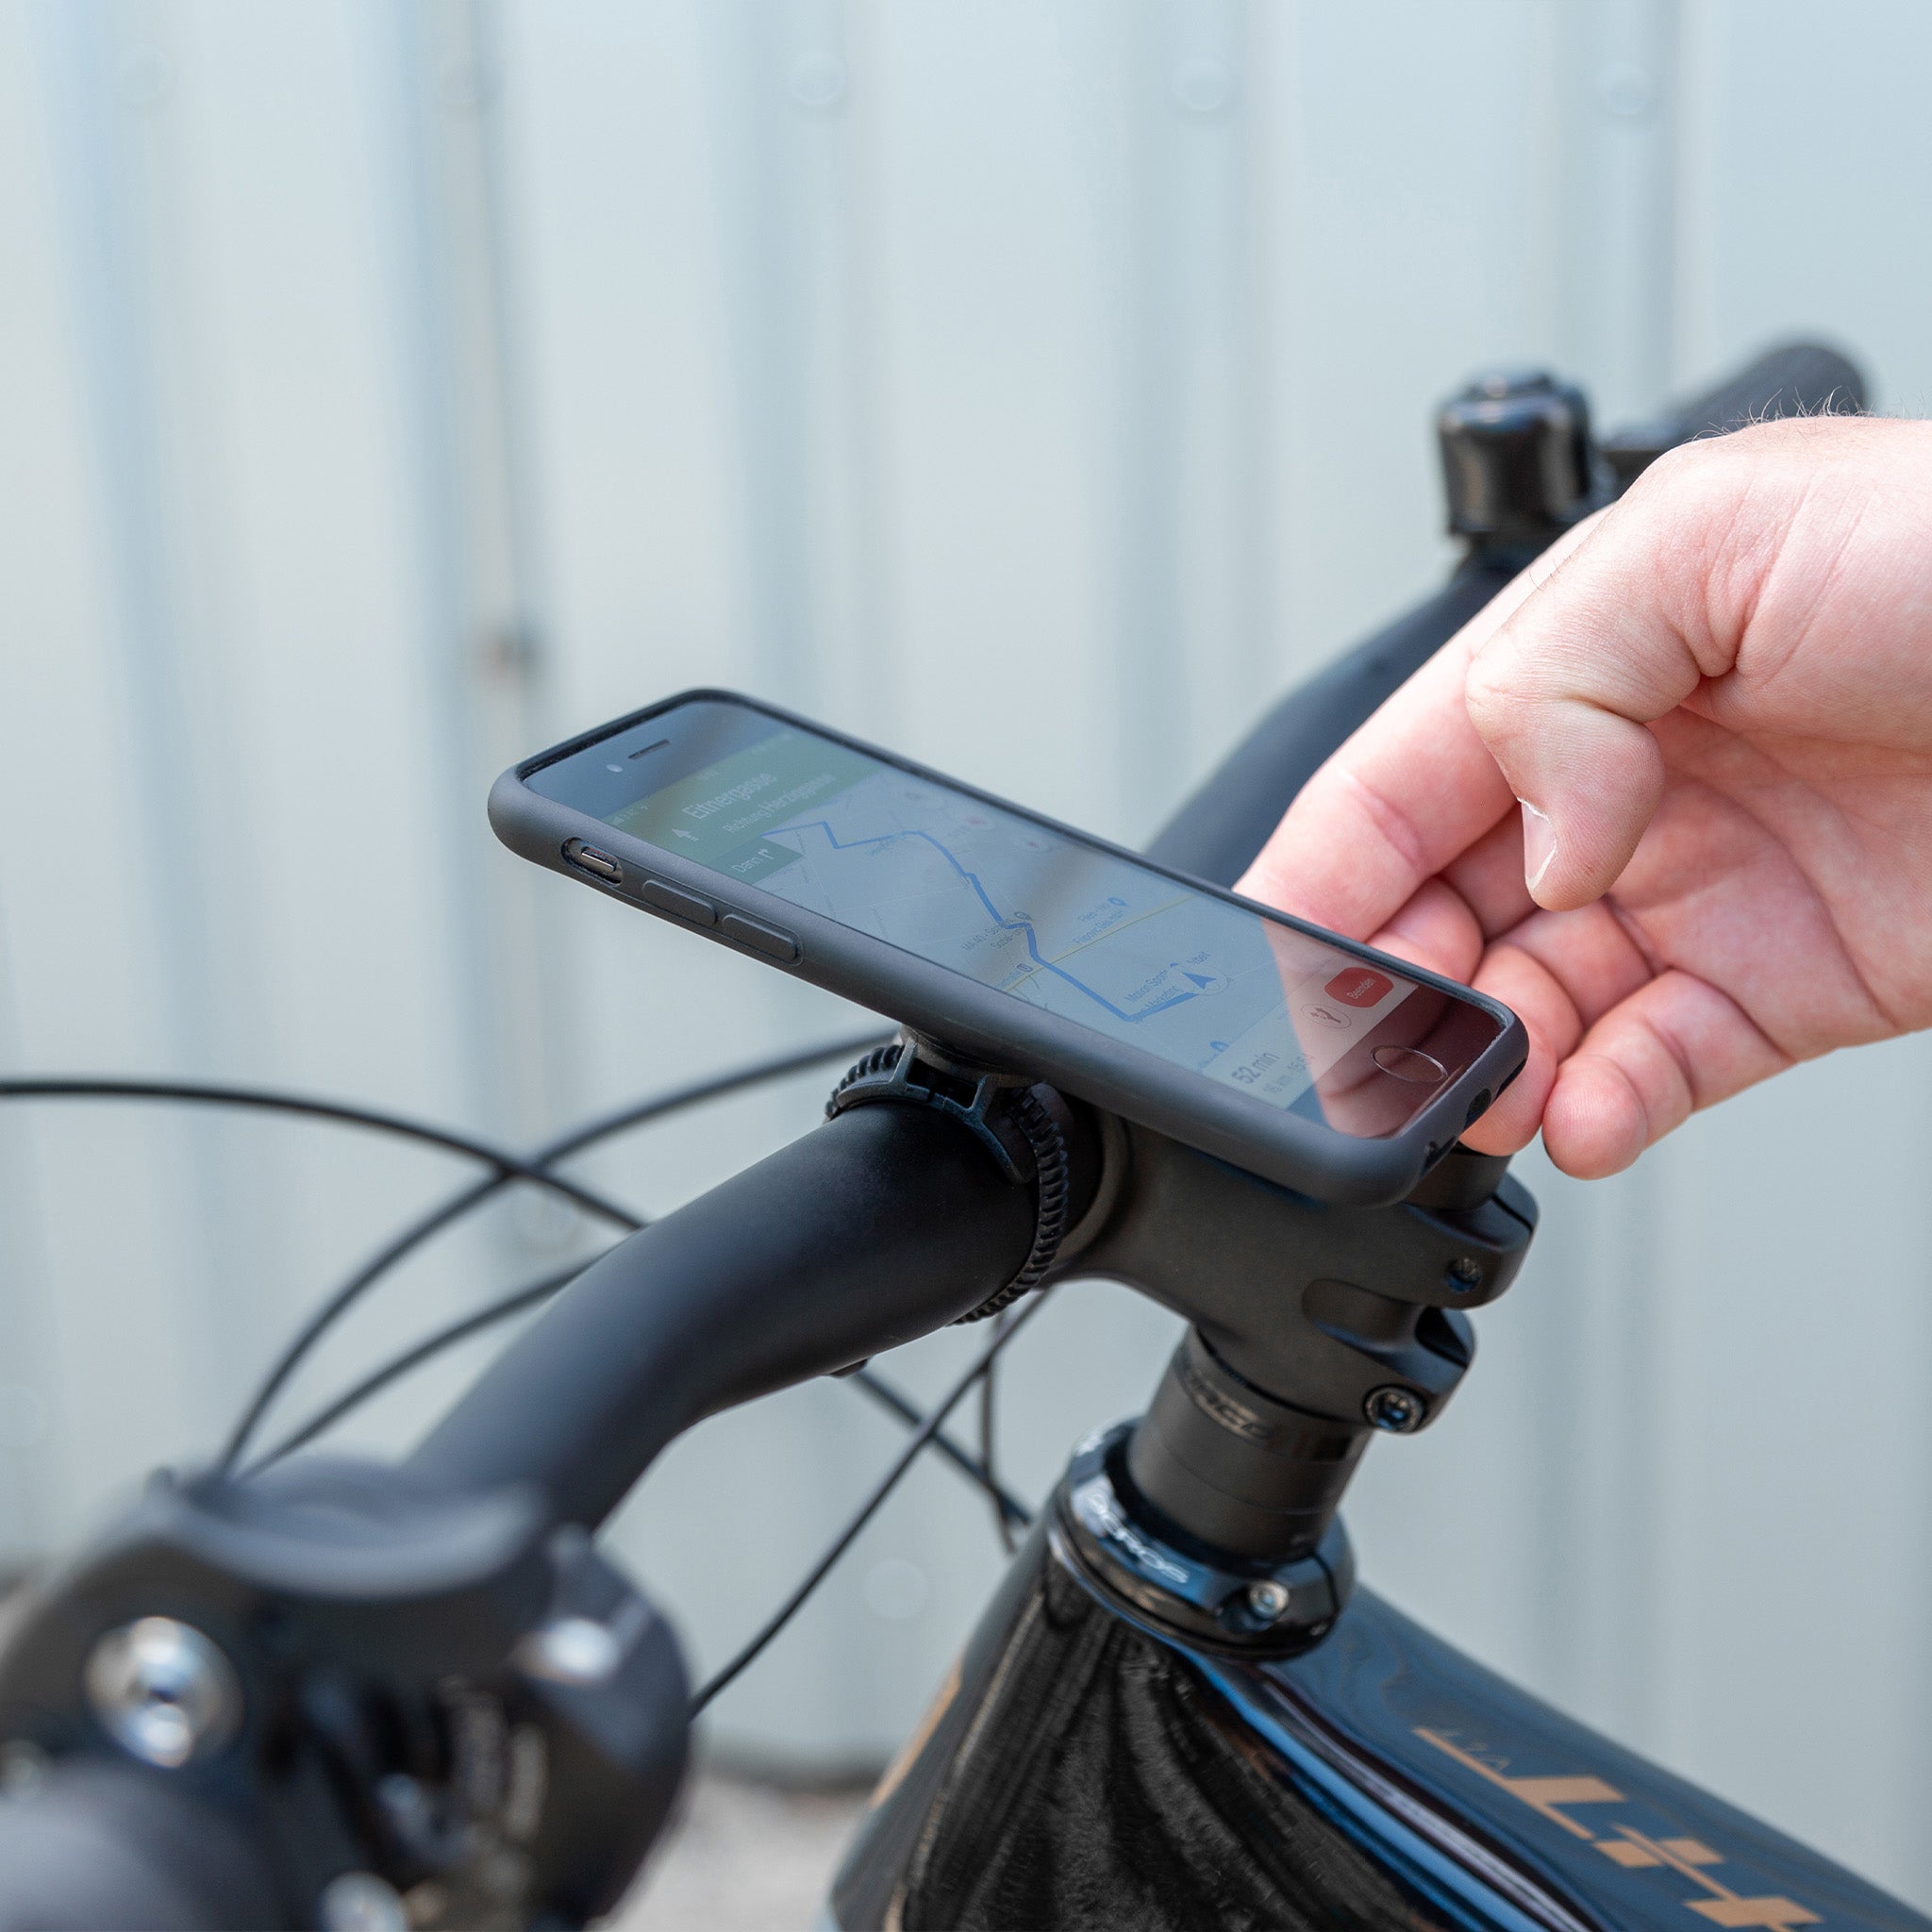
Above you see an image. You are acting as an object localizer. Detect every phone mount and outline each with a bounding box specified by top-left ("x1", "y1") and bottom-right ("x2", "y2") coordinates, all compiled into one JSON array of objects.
[{"x1": 824, "y1": 1034, "x2": 1096, "y2": 1321}]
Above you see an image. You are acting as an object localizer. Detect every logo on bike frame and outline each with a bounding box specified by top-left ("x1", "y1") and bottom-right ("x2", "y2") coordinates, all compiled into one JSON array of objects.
[{"x1": 1416, "y1": 1728, "x2": 1820, "y2": 1928}]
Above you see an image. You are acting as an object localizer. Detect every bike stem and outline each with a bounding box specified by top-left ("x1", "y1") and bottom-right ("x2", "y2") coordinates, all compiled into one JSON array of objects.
[
  {"x1": 1046, "y1": 1124, "x2": 1537, "y2": 1654},
  {"x1": 956, "y1": 345, "x2": 1867, "y2": 1649},
  {"x1": 1044, "y1": 361, "x2": 1604, "y2": 1653}
]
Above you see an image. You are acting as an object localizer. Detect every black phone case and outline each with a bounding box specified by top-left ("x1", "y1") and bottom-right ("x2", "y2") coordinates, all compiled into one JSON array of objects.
[{"x1": 489, "y1": 689, "x2": 1528, "y2": 1206}]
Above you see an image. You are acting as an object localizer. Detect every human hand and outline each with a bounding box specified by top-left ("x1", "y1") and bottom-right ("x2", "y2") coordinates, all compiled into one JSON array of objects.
[{"x1": 1240, "y1": 416, "x2": 1932, "y2": 1176}]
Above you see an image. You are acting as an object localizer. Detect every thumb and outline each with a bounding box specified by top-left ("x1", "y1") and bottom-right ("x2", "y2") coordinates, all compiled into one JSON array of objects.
[{"x1": 1464, "y1": 481, "x2": 1728, "y2": 910}]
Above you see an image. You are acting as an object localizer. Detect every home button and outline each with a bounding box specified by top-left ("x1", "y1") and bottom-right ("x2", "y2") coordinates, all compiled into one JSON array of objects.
[{"x1": 1371, "y1": 1045, "x2": 1446, "y2": 1085}]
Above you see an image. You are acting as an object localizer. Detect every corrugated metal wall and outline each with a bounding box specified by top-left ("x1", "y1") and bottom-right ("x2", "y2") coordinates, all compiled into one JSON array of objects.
[{"x1": 4, "y1": 0, "x2": 1930, "y2": 1907}]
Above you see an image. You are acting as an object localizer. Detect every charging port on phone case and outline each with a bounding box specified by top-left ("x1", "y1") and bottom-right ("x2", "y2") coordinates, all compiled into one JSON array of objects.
[{"x1": 564, "y1": 840, "x2": 623, "y2": 884}]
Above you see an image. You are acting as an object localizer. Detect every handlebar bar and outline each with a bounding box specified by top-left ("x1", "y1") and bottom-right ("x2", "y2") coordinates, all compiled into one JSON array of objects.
[
  {"x1": 406, "y1": 1102, "x2": 1046, "y2": 1530},
  {"x1": 1147, "y1": 555, "x2": 1521, "y2": 888},
  {"x1": 1598, "y1": 339, "x2": 1866, "y2": 488},
  {"x1": 1153, "y1": 339, "x2": 1865, "y2": 891}
]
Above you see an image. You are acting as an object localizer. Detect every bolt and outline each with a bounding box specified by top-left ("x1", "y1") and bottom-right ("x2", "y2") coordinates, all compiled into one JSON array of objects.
[
  {"x1": 375, "y1": 1773, "x2": 434, "y2": 1843},
  {"x1": 83, "y1": 1617, "x2": 241, "y2": 1769},
  {"x1": 516, "y1": 1615, "x2": 622, "y2": 1687},
  {"x1": 1364, "y1": 1386, "x2": 1425, "y2": 1433},
  {"x1": 1444, "y1": 1257, "x2": 1482, "y2": 1293},
  {"x1": 318, "y1": 1872, "x2": 408, "y2": 1932},
  {"x1": 1243, "y1": 1579, "x2": 1291, "y2": 1624}
]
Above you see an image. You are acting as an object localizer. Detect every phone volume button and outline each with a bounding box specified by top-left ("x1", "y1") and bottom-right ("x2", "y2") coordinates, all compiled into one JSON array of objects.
[
  {"x1": 719, "y1": 913, "x2": 800, "y2": 963},
  {"x1": 639, "y1": 879, "x2": 718, "y2": 926}
]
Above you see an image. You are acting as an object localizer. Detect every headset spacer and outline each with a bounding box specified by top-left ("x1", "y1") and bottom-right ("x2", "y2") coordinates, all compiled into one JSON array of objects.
[{"x1": 826, "y1": 1036, "x2": 1071, "y2": 1321}]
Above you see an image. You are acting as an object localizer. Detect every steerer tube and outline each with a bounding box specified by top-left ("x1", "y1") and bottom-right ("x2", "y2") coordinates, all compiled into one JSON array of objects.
[{"x1": 1124, "y1": 1329, "x2": 1369, "y2": 1563}]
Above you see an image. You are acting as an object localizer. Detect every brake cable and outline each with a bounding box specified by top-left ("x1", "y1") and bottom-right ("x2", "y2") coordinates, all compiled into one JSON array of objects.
[
  {"x1": 248, "y1": 1264, "x2": 1031, "y2": 1538},
  {"x1": 219, "y1": 1030, "x2": 888, "y2": 1464},
  {"x1": 243, "y1": 1260, "x2": 588, "y2": 1473},
  {"x1": 848, "y1": 1360, "x2": 1031, "y2": 1533},
  {"x1": 0, "y1": 1075, "x2": 641, "y2": 1228},
  {"x1": 0, "y1": 1055, "x2": 1023, "y2": 1511},
  {"x1": 979, "y1": 1306, "x2": 1022, "y2": 1553},
  {"x1": 690, "y1": 1288, "x2": 1054, "y2": 1716},
  {"x1": 0, "y1": 1051, "x2": 1046, "y2": 1667}
]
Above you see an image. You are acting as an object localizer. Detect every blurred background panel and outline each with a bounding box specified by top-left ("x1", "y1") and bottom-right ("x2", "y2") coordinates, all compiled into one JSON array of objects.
[{"x1": 1, "y1": 0, "x2": 1929, "y2": 1908}]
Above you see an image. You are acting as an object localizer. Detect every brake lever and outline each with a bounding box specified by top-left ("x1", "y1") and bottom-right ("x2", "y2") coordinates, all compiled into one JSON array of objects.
[{"x1": 0, "y1": 1458, "x2": 686, "y2": 1928}]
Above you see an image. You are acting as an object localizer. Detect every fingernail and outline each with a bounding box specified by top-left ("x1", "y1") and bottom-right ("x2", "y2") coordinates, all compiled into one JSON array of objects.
[{"x1": 1520, "y1": 800, "x2": 1557, "y2": 895}]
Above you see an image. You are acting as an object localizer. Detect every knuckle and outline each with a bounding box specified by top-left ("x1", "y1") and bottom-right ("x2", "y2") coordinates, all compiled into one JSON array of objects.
[{"x1": 1462, "y1": 644, "x2": 1536, "y2": 741}]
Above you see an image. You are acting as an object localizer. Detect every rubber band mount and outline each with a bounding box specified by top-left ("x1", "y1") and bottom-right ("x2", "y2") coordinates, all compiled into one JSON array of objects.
[{"x1": 826, "y1": 1036, "x2": 1071, "y2": 1321}]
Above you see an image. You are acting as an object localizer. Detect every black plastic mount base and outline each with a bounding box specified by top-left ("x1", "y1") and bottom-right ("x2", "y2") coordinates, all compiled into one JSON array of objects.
[
  {"x1": 826, "y1": 1033, "x2": 1088, "y2": 1319},
  {"x1": 1052, "y1": 1424, "x2": 1354, "y2": 1659}
]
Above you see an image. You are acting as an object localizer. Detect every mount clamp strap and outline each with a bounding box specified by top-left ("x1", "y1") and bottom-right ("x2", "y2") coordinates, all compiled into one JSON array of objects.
[{"x1": 826, "y1": 1035, "x2": 1071, "y2": 1321}]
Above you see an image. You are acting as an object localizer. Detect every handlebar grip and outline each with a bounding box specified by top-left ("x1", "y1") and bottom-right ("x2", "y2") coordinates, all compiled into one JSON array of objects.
[
  {"x1": 408, "y1": 1102, "x2": 1038, "y2": 1529},
  {"x1": 0, "y1": 1763, "x2": 279, "y2": 1930},
  {"x1": 1600, "y1": 340, "x2": 1866, "y2": 488},
  {"x1": 1153, "y1": 341, "x2": 1869, "y2": 887}
]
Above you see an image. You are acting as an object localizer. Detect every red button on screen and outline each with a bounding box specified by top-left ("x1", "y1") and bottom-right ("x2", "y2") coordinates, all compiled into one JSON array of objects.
[{"x1": 1324, "y1": 966, "x2": 1393, "y2": 1008}]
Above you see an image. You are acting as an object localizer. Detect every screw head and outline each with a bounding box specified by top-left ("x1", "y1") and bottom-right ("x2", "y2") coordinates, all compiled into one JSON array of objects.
[
  {"x1": 1364, "y1": 1386, "x2": 1426, "y2": 1433},
  {"x1": 1444, "y1": 1257, "x2": 1483, "y2": 1293},
  {"x1": 516, "y1": 1615, "x2": 622, "y2": 1687},
  {"x1": 83, "y1": 1617, "x2": 241, "y2": 1768},
  {"x1": 1243, "y1": 1579, "x2": 1291, "y2": 1623},
  {"x1": 318, "y1": 1871, "x2": 408, "y2": 1932}
]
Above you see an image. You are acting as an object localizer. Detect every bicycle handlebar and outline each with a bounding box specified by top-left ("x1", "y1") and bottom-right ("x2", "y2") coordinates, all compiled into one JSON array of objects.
[
  {"x1": 1153, "y1": 338, "x2": 1865, "y2": 891},
  {"x1": 1147, "y1": 555, "x2": 1522, "y2": 888},
  {"x1": 1598, "y1": 339, "x2": 1866, "y2": 486},
  {"x1": 406, "y1": 1102, "x2": 1044, "y2": 1529}
]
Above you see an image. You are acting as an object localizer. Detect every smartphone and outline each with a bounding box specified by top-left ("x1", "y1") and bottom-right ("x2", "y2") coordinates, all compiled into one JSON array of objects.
[{"x1": 491, "y1": 691, "x2": 1526, "y2": 1205}]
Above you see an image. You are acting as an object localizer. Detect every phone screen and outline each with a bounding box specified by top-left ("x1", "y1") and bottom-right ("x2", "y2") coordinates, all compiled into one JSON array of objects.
[{"x1": 531, "y1": 700, "x2": 1503, "y2": 1136}]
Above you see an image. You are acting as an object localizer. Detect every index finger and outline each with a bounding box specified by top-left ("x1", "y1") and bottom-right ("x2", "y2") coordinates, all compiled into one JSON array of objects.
[{"x1": 1237, "y1": 520, "x2": 1600, "y2": 939}]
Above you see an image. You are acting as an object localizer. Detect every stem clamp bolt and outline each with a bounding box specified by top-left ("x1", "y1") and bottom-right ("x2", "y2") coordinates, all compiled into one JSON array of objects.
[
  {"x1": 83, "y1": 1617, "x2": 242, "y2": 1768},
  {"x1": 1364, "y1": 1386, "x2": 1425, "y2": 1433},
  {"x1": 1444, "y1": 1257, "x2": 1483, "y2": 1292},
  {"x1": 1243, "y1": 1579, "x2": 1291, "y2": 1623}
]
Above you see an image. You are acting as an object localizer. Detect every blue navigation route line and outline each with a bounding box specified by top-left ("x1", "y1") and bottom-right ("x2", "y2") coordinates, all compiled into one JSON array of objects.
[{"x1": 774, "y1": 818, "x2": 1201, "y2": 1025}]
